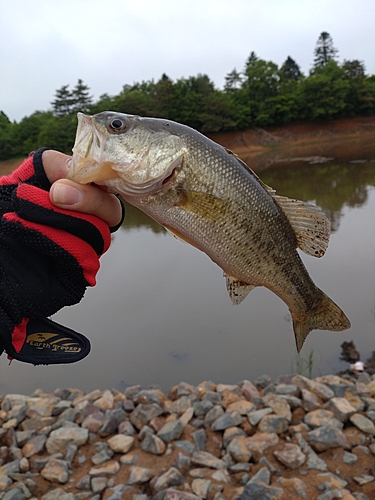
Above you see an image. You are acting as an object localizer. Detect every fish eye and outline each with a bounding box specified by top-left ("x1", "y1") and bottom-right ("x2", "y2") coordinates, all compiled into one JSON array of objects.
[{"x1": 109, "y1": 118, "x2": 126, "y2": 132}]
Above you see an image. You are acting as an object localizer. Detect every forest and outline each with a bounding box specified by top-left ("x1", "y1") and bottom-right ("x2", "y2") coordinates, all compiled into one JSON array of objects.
[{"x1": 1, "y1": 32, "x2": 374, "y2": 160}]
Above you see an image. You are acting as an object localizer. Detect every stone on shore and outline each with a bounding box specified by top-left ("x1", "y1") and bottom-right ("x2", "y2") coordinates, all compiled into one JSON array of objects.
[{"x1": 1, "y1": 371, "x2": 375, "y2": 499}]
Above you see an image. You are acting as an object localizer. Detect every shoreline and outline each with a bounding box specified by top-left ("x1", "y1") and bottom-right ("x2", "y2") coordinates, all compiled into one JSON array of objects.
[{"x1": 1, "y1": 370, "x2": 375, "y2": 499}]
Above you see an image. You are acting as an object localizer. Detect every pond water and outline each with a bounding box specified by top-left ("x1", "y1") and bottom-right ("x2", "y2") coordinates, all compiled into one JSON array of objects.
[{"x1": 1, "y1": 159, "x2": 375, "y2": 395}]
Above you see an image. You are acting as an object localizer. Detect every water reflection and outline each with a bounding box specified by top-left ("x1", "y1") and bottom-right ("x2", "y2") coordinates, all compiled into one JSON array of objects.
[{"x1": 260, "y1": 161, "x2": 375, "y2": 232}]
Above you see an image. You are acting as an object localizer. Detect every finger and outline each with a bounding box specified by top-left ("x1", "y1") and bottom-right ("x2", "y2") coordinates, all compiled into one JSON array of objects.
[
  {"x1": 50, "y1": 179, "x2": 123, "y2": 228},
  {"x1": 42, "y1": 150, "x2": 72, "y2": 183}
]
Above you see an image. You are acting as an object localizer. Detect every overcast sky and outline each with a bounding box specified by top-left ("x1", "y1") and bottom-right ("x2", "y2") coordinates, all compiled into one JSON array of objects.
[{"x1": 1, "y1": 0, "x2": 374, "y2": 122}]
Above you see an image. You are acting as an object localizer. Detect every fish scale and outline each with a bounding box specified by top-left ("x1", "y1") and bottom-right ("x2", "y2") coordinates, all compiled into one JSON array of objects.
[{"x1": 68, "y1": 111, "x2": 350, "y2": 352}]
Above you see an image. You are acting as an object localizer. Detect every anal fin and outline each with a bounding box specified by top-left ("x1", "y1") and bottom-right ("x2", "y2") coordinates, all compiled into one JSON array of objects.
[{"x1": 225, "y1": 274, "x2": 256, "y2": 305}]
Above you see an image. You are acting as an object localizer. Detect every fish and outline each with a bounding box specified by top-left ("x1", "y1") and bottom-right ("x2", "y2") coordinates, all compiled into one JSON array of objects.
[{"x1": 68, "y1": 111, "x2": 350, "y2": 352}]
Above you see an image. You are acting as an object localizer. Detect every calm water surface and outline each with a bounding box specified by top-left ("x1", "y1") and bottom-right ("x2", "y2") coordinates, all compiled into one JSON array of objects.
[{"x1": 1, "y1": 160, "x2": 375, "y2": 394}]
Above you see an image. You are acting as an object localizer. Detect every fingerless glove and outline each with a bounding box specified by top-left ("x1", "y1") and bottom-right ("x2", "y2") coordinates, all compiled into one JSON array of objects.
[{"x1": 0, "y1": 148, "x2": 120, "y2": 364}]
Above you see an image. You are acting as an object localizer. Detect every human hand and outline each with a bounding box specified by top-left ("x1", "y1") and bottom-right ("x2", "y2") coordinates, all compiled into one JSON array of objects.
[
  {"x1": 43, "y1": 150, "x2": 123, "y2": 230},
  {"x1": 0, "y1": 148, "x2": 120, "y2": 365}
]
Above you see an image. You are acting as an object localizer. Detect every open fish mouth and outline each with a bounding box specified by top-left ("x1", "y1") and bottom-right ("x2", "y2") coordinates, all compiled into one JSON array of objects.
[{"x1": 68, "y1": 112, "x2": 186, "y2": 196}]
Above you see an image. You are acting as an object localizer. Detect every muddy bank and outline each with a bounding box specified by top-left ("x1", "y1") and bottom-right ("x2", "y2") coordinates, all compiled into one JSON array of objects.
[{"x1": 209, "y1": 115, "x2": 375, "y2": 171}]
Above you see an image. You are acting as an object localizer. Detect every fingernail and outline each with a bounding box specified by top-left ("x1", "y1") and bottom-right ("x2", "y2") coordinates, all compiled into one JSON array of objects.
[{"x1": 51, "y1": 182, "x2": 83, "y2": 206}]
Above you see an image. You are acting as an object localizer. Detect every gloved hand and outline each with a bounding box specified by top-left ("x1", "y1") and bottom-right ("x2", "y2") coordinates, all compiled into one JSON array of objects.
[{"x1": 0, "y1": 148, "x2": 121, "y2": 365}]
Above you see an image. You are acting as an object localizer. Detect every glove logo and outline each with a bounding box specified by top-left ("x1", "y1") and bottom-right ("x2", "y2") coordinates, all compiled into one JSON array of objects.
[{"x1": 26, "y1": 332, "x2": 82, "y2": 353}]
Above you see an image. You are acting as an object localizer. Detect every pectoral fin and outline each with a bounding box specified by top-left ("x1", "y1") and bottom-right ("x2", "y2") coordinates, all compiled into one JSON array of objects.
[
  {"x1": 175, "y1": 190, "x2": 229, "y2": 222},
  {"x1": 225, "y1": 274, "x2": 256, "y2": 305}
]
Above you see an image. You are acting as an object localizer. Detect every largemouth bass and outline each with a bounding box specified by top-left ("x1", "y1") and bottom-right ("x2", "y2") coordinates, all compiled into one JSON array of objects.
[{"x1": 68, "y1": 111, "x2": 350, "y2": 352}]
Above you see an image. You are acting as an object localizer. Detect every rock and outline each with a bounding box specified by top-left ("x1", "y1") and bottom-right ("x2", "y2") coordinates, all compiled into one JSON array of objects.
[
  {"x1": 301, "y1": 389, "x2": 321, "y2": 412},
  {"x1": 127, "y1": 466, "x2": 152, "y2": 484},
  {"x1": 246, "y1": 432, "x2": 279, "y2": 453},
  {"x1": 0, "y1": 459, "x2": 20, "y2": 475},
  {"x1": 192, "y1": 428, "x2": 207, "y2": 451},
  {"x1": 193, "y1": 400, "x2": 214, "y2": 417},
  {"x1": 107, "y1": 434, "x2": 134, "y2": 454},
  {"x1": 263, "y1": 393, "x2": 292, "y2": 422},
  {"x1": 227, "y1": 436, "x2": 252, "y2": 463},
  {"x1": 239, "y1": 482, "x2": 284, "y2": 499},
  {"x1": 273, "y1": 443, "x2": 306, "y2": 469},
  {"x1": 242, "y1": 380, "x2": 261, "y2": 401},
  {"x1": 81, "y1": 411, "x2": 105, "y2": 433},
  {"x1": 191, "y1": 451, "x2": 225, "y2": 469},
  {"x1": 247, "y1": 408, "x2": 273, "y2": 426},
  {"x1": 226, "y1": 400, "x2": 255, "y2": 415},
  {"x1": 305, "y1": 409, "x2": 344, "y2": 430},
  {"x1": 41, "y1": 458, "x2": 69, "y2": 484},
  {"x1": 89, "y1": 461, "x2": 120, "y2": 476},
  {"x1": 141, "y1": 433, "x2": 166, "y2": 455},
  {"x1": 21, "y1": 434, "x2": 46, "y2": 458},
  {"x1": 46, "y1": 426, "x2": 88, "y2": 454},
  {"x1": 2, "y1": 489, "x2": 27, "y2": 500},
  {"x1": 342, "y1": 451, "x2": 358, "y2": 464},
  {"x1": 211, "y1": 410, "x2": 242, "y2": 431},
  {"x1": 0, "y1": 474, "x2": 12, "y2": 491},
  {"x1": 179, "y1": 407, "x2": 194, "y2": 427},
  {"x1": 349, "y1": 413, "x2": 375, "y2": 435},
  {"x1": 292, "y1": 375, "x2": 334, "y2": 401},
  {"x1": 91, "y1": 476, "x2": 108, "y2": 493},
  {"x1": 153, "y1": 467, "x2": 184, "y2": 491},
  {"x1": 248, "y1": 466, "x2": 271, "y2": 485},
  {"x1": 157, "y1": 419, "x2": 183, "y2": 442},
  {"x1": 204, "y1": 405, "x2": 224, "y2": 428},
  {"x1": 98, "y1": 408, "x2": 126, "y2": 436},
  {"x1": 276, "y1": 477, "x2": 308, "y2": 498},
  {"x1": 258, "y1": 415, "x2": 289, "y2": 434},
  {"x1": 93, "y1": 390, "x2": 114, "y2": 410},
  {"x1": 325, "y1": 397, "x2": 356, "y2": 422},
  {"x1": 129, "y1": 404, "x2": 163, "y2": 430},
  {"x1": 152, "y1": 488, "x2": 202, "y2": 500},
  {"x1": 295, "y1": 433, "x2": 327, "y2": 471},
  {"x1": 308, "y1": 425, "x2": 350, "y2": 452},
  {"x1": 191, "y1": 478, "x2": 211, "y2": 498}
]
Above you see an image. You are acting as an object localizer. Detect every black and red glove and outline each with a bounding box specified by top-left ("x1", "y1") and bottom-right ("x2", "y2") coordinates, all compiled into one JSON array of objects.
[{"x1": 0, "y1": 148, "x2": 123, "y2": 365}]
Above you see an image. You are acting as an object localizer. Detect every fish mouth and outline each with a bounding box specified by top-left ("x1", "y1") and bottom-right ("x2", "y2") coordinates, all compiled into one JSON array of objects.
[
  {"x1": 68, "y1": 113, "x2": 118, "y2": 184},
  {"x1": 68, "y1": 112, "x2": 186, "y2": 196}
]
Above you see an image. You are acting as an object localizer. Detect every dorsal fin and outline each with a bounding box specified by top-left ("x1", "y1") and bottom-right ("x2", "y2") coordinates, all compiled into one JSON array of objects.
[
  {"x1": 272, "y1": 194, "x2": 330, "y2": 258},
  {"x1": 225, "y1": 274, "x2": 256, "y2": 305}
]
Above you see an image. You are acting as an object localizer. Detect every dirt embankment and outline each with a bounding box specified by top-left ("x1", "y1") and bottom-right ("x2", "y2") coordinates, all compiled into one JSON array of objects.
[
  {"x1": 208, "y1": 115, "x2": 375, "y2": 171},
  {"x1": 1, "y1": 115, "x2": 375, "y2": 177}
]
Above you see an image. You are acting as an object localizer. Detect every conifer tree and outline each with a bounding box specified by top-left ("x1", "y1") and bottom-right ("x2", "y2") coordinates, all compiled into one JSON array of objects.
[
  {"x1": 313, "y1": 32, "x2": 338, "y2": 68},
  {"x1": 51, "y1": 84, "x2": 73, "y2": 116}
]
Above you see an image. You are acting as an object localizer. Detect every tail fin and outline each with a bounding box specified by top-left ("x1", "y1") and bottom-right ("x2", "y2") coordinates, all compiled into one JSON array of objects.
[{"x1": 292, "y1": 291, "x2": 350, "y2": 353}]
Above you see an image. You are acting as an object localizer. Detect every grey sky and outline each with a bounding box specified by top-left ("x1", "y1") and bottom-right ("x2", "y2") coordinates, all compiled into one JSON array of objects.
[{"x1": 1, "y1": 0, "x2": 374, "y2": 122}]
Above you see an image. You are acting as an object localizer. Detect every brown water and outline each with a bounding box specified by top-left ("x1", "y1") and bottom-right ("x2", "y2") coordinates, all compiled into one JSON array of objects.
[{"x1": 1, "y1": 160, "x2": 375, "y2": 394}]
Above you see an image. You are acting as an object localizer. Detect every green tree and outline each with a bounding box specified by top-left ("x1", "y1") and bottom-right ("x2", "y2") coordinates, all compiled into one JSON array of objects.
[
  {"x1": 71, "y1": 79, "x2": 93, "y2": 113},
  {"x1": 242, "y1": 58, "x2": 281, "y2": 125},
  {"x1": 89, "y1": 93, "x2": 117, "y2": 114},
  {"x1": 51, "y1": 84, "x2": 74, "y2": 116},
  {"x1": 224, "y1": 68, "x2": 243, "y2": 91},
  {"x1": 297, "y1": 61, "x2": 350, "y2": 119},
  {"x1": 38, "y1": 113, "x2": 78, "y2": 152},
  {"x1": 114, "y1": 81, "x2": 156, "y2": 116},
  {"x1": 313, "y1": 31, "x2": 338, "y2": 69},
  {"x1": 342, "y1": 60, "x2": 366, "y2": 80},
  {"x1": 151, "y1": 74, "x2": 176, "y2": 118},
  {"x1": 0, "y1": 111, "x2": 14, "y2": 160},
  {"x1": 280, "y1": 56, "x2": 302, "y2": 82}
]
